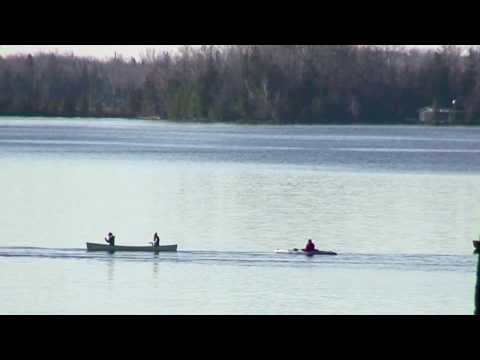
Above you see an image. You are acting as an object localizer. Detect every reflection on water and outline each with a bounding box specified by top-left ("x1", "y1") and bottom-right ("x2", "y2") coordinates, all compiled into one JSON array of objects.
[
  {"x1": 153, "y1": 261, "x2": 159, "y2": 285},
  {"x1": 106, "y1": 257, "x2": 115, "y2": 285}
]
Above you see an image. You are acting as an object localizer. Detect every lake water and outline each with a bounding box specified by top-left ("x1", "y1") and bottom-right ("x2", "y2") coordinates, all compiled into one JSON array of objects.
[{"x1": 0, "y1": 117, "x2": 478, "y2": 314}]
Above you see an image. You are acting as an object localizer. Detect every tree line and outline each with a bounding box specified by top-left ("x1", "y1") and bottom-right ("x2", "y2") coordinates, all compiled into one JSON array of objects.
[{"x1": 1, "y1": 45, "x2": 480, "y2": 125}]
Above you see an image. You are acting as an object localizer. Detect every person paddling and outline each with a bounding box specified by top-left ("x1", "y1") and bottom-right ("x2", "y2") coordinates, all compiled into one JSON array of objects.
[
  {"x1": 105, "y1": 232, "x2": 115, "y2": 247},
  {"x1": 153, "y1": 233, "x2": 160, "y2": 247},
  {"x1": 304, "y1": 239, "x2": 316, "y2": 252}
]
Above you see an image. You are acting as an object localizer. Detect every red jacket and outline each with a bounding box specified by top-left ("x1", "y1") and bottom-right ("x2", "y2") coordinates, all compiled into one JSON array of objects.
[{"x1": 305, "y1": 242, "x2": 315, "y2": 252}]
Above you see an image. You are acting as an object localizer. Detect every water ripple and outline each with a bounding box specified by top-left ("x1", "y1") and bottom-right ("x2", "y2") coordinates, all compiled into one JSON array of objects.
[{"x1": 0, "y1": 247, "x2": 475, "y2": 273}]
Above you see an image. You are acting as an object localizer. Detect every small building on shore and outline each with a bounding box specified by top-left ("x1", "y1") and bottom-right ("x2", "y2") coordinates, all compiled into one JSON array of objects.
[{"x1": 419, "y1": 107, "x2": 465, "y2": 125}]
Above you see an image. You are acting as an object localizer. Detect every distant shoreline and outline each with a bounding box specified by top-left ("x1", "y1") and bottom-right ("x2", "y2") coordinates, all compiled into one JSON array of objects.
[{"x1": 1, "y1": 114, "x2": 477, "y2": 127}]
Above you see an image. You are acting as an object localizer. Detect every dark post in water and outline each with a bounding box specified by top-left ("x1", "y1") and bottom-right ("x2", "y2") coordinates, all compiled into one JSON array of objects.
[{"x1": 476, "y1": 249, "x2": 480, "y2": 316}]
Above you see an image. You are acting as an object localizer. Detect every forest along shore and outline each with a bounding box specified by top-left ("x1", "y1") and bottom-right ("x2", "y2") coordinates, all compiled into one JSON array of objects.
[{"x1": 1, "y1": 45, "x2": 480, "y2": 125}]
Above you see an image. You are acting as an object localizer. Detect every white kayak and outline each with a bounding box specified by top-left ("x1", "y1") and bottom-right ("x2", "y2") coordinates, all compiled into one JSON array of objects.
[
  {"x1": 86, "y1": 242, "x2": 178, "y2": 253},
  {"x1": 275, "y1": 249, "x2": 338, "y2": 256}
]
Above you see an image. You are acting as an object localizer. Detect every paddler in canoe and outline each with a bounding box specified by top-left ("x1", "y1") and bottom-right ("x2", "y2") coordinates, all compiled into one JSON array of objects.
[
  {"x1": 152, "y1": 233, "x2": 160, "y2": 247},
  {"x1": 105, "y1": 232, "x2": 115, "y2": 246}
]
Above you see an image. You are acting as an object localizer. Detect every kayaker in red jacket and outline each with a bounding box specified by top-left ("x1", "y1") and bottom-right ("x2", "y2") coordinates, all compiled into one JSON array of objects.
[{"x1": 304, "y1": 239, "x2": 316, "y2": 252}]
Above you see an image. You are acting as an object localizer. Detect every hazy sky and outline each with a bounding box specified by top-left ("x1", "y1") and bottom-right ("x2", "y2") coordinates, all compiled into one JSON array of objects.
[
  {"x1": 0, "y1": 45, "x2": 186, "y2": 59},
  {"x1": 0, "y1": 45, "x2": 457, "y2": 59}
]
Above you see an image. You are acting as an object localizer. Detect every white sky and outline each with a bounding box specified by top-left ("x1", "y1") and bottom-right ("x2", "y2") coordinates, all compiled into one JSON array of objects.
[
  {"x1": 0, "y1": 45, "x2": 459, "y2": 59},
  {"x1": 0, "y1": 45, "x2": 187, "y2": 59}
]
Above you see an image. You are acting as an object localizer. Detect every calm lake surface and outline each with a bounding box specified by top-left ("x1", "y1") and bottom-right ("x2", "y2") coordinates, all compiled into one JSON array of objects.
[{"x1": 0, "y1": 117, "x2": 479, "y2": 314}]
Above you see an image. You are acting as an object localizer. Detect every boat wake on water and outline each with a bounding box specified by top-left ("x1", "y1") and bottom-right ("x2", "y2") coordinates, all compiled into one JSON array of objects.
[
  {"x1": 274, "y1": 249, "x2": 338, "y2": 256},
  {"x1": 0, "y1": 246, "x2": 475, "y2": 273}
]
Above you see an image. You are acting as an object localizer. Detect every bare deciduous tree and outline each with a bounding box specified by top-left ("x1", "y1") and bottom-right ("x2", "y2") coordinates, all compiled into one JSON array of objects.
[{"x1": 0, "y1": 45, "x2": 479, "y2": 124}]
